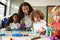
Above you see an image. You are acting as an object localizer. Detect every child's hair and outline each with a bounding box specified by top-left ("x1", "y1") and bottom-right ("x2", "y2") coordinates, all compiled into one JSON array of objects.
[
  {"x1": 30, "y1": 10, "x2": 44, "y2": 21},
  {"x1": 18, "y1": 2, "x2": 33, "y2": 20},
  {"x1": 52, "y1": 5, "x2": 60, "y2": 15},
  {"x1": 5, "y1": 13, "x2": 19, "y2": 27}
]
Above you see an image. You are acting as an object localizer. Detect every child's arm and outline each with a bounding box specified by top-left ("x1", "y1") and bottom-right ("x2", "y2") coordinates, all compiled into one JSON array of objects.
[
  {"x1": 41, "y1": 27, "x2": 46, "y2": 35},
  {"x1": 41, "y1": 27, "x2": 46, "y2": 31},
  {"x1": 37, "y1": 27, "x2": 45, "y2": 33},
  {"x1": 37, "y1": 27, "x2": 46, "y2": 35}
]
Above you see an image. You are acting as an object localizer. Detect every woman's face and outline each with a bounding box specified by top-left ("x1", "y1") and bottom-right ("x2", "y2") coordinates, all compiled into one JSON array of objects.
[
  {"x1": 34, "y1": 14, "x2": 40, "y2": 22},
  {"x1": 22, "y1": 6, "x2": 29, "y2": 15},
  {"x1": 13, "y1": 15, "x2": 18, "y2": 23}
]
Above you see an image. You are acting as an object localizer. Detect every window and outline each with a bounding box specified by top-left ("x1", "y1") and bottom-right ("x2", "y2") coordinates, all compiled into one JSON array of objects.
[{"x1": 0, "y1": 2, "x2": 7, "y2": 17}]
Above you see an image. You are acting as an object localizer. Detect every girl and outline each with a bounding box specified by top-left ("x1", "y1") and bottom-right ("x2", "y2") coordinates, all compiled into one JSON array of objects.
[
  {"x1": 50, "y1": 5, "x2": 60, "y2": 39},
  {"x1": 18, "y1": 2, "x2": 33, "y2": 30},
  {"x1": 51, "y1": 5, "x2": 60, "y2": 31},
  {"x1": 30, "y1": 10, "x2": 46, "y2": 33},
  {"x1": 5, "y1": 13, "x2": 20, "y2": 29}
]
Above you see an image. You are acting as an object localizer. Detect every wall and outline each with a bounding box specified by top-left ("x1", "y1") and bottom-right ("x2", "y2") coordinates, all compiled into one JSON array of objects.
[
  {"x1": 10, "y1": 0, "x2": 24, "y2": 15},
  {"x1": 33, "y1": 6, "x2": 47, "y2": 20},
  {"x1": 24, "y1": 0, "x2": 60, "y2": 6}
]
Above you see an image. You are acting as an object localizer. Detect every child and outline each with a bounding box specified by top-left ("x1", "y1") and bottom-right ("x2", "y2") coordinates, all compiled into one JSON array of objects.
[
  {"x1": 18, "y1": 2, "x2": 33, "y2": 30},
  {"x1": 30, "y1": 10, "x2": 46, "y2": 33},
  {"x1": 51, "y1": 5, "x2": 60, "y2": 31},
  {"x1": 50, "y1": 5, "x2": 60, "y2": 39},
  {"x1": 5, "y1": 13, "x2": 20, "y2": 29}
]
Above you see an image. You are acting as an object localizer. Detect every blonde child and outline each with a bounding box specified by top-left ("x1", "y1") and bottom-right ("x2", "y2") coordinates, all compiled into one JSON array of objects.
[
  {"x1": 51, "y1": 5, "x2": 60, "y2": 31},
  {"x1": 50, "y1": 5, "x2": 60, "y2": 39}
]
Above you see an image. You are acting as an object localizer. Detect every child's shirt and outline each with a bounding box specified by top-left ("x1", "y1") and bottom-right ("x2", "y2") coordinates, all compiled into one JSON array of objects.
[
  {"x1": 51, "y1": 21, "x2": 60, "y2": 31},
  {"x1": 9, "y1": 22, "x2": 20, "y2": 29},
  {"x1": 33, "y1": 20, "x2": 46, "y2": 32}
]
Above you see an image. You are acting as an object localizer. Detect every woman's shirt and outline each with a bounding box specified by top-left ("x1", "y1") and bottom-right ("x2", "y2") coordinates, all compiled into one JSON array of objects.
[
  {"x1": 22, "y1": 15, "x2": 32, "y2": 27},
  {"x1": 33, "y1": 20, "x2": 46, "y2": 32},
  {"x1": 9, "y1": 22, "x2": 20, "y2": 29}
]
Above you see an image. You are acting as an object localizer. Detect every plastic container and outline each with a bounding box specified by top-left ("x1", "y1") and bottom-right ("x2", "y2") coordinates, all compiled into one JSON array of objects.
[
  {"x1": 46, "y1": 27, "x2": 50, "y2": 36},
  {"x1": 46, "y1": 27, "x2": 52, "y2": 36}
]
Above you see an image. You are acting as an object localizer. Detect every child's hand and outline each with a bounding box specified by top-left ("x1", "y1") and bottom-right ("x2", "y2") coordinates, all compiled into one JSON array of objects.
[
  {"x1": 41, "y1": 27, "x2": 45, "y2": 31},
  {"x1": 41, "y1": 27, "x2": 44, "y2": 29},
  {"x1": 52, "y1": 24, "x2": 57, "y2": 31},
  {"x1": 36, "y1": 27, "x2": 45, "y2": 33},
  {"x1": 37, "y1": 30, "x2": 40, "y2": 33},
  {"x1": 37, "y1": 28, "x2": 45, "y2": 33}
]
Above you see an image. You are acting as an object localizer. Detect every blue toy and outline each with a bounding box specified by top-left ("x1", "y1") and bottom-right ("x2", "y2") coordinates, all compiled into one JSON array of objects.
[
  {"x1": 12, "y1": 34, "x2": 23, "y2": 37},
  {"x1": 1, "y1": 17, "x2": 8, "y2": 28},
  {"x1": 26, "y1": 27, "x2": 31, "y2": 31},
  {"x1": 0, "y1": 33, "x2": 5, "y2": 36}
]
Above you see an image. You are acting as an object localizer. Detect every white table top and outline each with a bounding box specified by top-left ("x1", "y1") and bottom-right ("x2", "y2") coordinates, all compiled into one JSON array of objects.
[
  {"x1": 0, "y1": 29, "x2": 48, "y2": 40},
  {"x1": 1, "y1": 35, "x2": 48, "y2": 40},
  {"x1": 0, "y1": 29, "x2": 60, "y2": 40}
]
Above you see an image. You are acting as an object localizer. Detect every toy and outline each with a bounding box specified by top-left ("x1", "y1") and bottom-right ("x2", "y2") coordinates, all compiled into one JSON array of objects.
[
  {"x1": 32, "y1": 30, "x2": 37, "y2": 35},
  {"x1": 46, "y1": 27, "x2": 50, "y2": 36},
  {"x1": 31, "y1": 36, "x2": 41, "y2": 40},
  {"x1": 1, "y1": 17, "x2": 8, "y2": 28},
  {"x1": 46, "y1": 27, "x2": 52, "y2": 36},
  {"x1": 0, "y1": 28, "x2": 6, "y2": 36},
  {"x1": 20, "y1": 23, "x2": 25, "y2": 30},
  {"x1": 50, "y1": 36, "x2": 58, "y2": 40},
  {"x1": 10, "y1": 37, "x2": 14, "y2": 40},
  {"x1": 0, "y1": 33, "x2": 5, "y2": 36},
  {"x1": 10, "y1": 37, "x2": 13, "y2": 40},
  {"x1": 12, "y1": 34, "x2": 23, "y2": 37},
  {"x1": 26, "y1": 27, "x2": 31, "y2": 31}
]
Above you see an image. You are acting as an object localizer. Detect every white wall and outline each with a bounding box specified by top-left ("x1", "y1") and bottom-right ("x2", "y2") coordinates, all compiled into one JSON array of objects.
[
  {"x1": 7, "y1": 0, "x2": 60, "y2": 15},
  {"x1": 10, "y1": 0, "x2": 24, "y2": 15},
  {"x1": 33, "y1": 6, "x2": 47, "y2": 20},
  {"x1": 24, "y1": 0, "x2": 60, "y2": 6}
]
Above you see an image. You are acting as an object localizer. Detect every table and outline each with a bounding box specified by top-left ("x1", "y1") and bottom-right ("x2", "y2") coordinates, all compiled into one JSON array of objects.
[
  {"x1": 1, "y1": 35, "x2": 48, "y2": 40},
  {"x1": 0, "y1": 29, "x2": 48, "y2": 40}
]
